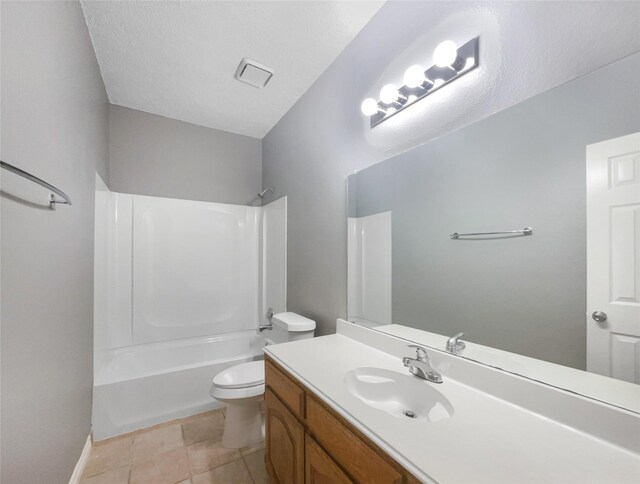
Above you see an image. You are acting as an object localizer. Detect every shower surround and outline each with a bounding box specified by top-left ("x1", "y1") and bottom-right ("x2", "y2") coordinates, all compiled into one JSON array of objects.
[{"x1": 93, "y1": 188, "x2": 286, "y2": 440}]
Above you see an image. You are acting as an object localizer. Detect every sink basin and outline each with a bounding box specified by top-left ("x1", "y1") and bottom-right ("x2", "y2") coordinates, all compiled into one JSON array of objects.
[{"x1": 344, "y1": 367, "x2": 454, "y2": 422}]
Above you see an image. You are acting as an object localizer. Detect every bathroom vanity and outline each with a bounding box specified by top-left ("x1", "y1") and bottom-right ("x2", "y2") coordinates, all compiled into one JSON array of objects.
[
  {"x1": 265, "y1": 356, "x2": 419, "y2": 483},
  {"x1": 264, "y1": 320, "x2": 640, "y2": 484}
]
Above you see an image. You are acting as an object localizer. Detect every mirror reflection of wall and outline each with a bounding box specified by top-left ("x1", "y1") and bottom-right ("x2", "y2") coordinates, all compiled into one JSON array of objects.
[
  {"x1": 348, "y1": 211, "x2": 392, "y2": 326},
  {"x1": 347, "y1": 53, "x2": 640, "y2": 381}
]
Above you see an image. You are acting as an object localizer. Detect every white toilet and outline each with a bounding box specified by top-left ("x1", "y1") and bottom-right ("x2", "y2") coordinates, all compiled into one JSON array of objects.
[{"x1": 210, "y1": 312, "x2": 315, "y2": 448}]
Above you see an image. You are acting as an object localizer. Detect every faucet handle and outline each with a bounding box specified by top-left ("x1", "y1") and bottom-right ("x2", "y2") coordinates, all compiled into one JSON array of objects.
[
  {"x1": 450, "y1": 332, "x2": 463, "y2": 341},
  {"x1": 446, "y1": 332, "x2": 466, "y2": 354},
  {"x1": 407, "y1": 344, "x2": 429, "y2": 360}
]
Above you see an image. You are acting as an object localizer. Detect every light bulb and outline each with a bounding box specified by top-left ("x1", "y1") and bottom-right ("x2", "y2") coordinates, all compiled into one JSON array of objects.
[
  {"x1": 380, "y1": 84, "x2": 400, "y2": 104},
  {"x1": 464, "y1": 57, "x2": 475, "y2": 70},
  {"x1": 360, "y1": 98, "x2": 379, "y2": 116},
  {"x1": 433, "y1": 40, "x2": 458, "y2": 67},
  {"x1": 433, "y1": 78, "x2": 445, "y2": 88},
  {"x1": 403, "y1": 65, "x2": 426, "y2": 88}
]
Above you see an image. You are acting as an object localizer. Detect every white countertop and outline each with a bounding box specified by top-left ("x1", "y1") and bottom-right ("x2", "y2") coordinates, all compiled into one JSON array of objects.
[{"x1": 265, "y1": 323, "x2": 640, "y2": 483}]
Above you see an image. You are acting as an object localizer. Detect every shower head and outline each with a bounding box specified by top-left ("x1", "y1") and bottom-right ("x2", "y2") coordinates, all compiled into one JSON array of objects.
[{"x1": 258, "y1": 187, "x2": 274, "y2": 198}]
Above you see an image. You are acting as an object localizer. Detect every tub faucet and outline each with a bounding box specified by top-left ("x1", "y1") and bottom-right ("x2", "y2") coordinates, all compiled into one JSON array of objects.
[
  {"x1": 259, "y1": 308, "x2": 274, "y2": 332},
  {"x1": 402, "y1": 345, "x2": 442, "y2": 384},
  {"x1": 446, "y1": 332, "x2": 465, "y2": 355}
]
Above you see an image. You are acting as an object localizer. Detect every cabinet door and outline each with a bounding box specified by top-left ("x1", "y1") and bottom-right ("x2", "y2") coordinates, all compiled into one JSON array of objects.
[
  {"x1": 306, "y1": 435, "x2": 353, "y2": 484},
  {"x1": 306, "y1": 396, "x2": 403, "y2": 484},
  {"x1": 265, "y1": 388, "x2": 305, "y2": 484}
]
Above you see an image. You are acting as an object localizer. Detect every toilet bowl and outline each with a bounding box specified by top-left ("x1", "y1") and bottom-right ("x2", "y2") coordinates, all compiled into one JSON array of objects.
[
  {"x1": 210, "y1": 360, "x2": 265, "y2": 448},
  {"x1": 210, "y1": 312, "x2": 315, "y2": 448}
]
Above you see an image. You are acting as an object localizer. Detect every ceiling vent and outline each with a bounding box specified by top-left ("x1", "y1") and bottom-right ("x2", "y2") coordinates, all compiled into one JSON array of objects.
[{"x1": 234, "y1": 58, "x2": 274, "y2": 88}]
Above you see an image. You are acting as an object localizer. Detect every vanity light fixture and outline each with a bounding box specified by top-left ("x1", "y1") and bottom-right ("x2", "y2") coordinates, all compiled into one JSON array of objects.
[{"x1": 361, "y1": 37, "x2": 479, "y2": 127}]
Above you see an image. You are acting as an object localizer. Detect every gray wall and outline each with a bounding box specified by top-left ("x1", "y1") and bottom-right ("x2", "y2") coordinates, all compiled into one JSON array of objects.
[
  {"x1": 109, "y1": 105, "x2": 262, "y2": 205},
  {"x1": 351, "y1": 55, "x2": 640, "y2": 370},
  {"x1": 262, "y1": 0, "x2": 640, "y2": 336},
  {"x1": 1, "y1": 2, "x2": 109, "y2": 483}
]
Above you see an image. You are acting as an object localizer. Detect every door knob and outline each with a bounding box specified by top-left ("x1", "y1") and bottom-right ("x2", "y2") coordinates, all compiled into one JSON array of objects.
[{"x1": 592, "y1": 311, "x2": 607, "y2": 323}]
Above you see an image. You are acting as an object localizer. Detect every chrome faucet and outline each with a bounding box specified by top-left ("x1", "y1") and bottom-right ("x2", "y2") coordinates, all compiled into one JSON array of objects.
[
  {"x1": 446, "y1": 332, "x2": 465, "y2": 355},
  {"x1": 402, "y1": 345, "x2": 443, "y2": 383}
]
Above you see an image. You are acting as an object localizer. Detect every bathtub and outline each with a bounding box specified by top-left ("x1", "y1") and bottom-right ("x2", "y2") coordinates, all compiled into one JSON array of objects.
[{"x1": 92, "y1": 331, "x2": 264, "y2": 441}]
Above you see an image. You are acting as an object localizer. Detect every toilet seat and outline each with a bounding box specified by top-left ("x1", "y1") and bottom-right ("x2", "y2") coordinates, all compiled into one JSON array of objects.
[
  {"x1": 213, "y1": 360, "x2": 264, "y2": 389},
  {"x1": 210, "y1": 360, "x2": 265, "y2": 402},
  {"x1": 211, "y1": 382, "x2": 265, "y2": 402}
]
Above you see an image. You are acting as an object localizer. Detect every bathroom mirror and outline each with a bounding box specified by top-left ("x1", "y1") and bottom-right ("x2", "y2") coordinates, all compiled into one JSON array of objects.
[{"x1": 347, "y1": 53, "x2": 640, "y2": 408}]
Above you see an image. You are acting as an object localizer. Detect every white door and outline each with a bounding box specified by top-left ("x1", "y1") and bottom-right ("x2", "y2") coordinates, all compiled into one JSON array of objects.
[{"x1": 587, "y1": 132, "x2": 640, "y2": 383}]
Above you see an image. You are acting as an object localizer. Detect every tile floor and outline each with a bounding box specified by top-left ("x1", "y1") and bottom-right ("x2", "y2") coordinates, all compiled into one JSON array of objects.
[{"x1": 80, "y1": 408, "x2": 267, "y2": 484}]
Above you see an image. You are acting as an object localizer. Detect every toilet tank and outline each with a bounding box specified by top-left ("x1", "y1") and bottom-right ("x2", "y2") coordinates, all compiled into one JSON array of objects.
[{"x1": 266, "y1": 312, "x2": 315, "y2": 345}]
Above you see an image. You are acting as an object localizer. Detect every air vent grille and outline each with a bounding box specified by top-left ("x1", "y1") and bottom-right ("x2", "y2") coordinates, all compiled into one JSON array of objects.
[{"x1": 234, "y1": 58, "x2": 274, "y2": 88}]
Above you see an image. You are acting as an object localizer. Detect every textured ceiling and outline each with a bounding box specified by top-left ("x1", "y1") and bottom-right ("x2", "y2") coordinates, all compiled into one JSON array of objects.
[{"x1": 81, "y1": 1, "x2": 385, "y2": 139}]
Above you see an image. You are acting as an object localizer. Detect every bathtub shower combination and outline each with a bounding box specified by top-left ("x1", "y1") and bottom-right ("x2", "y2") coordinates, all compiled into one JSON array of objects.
[{"x1": 92, "y1": 189, "x2": 286, "y2": 440}]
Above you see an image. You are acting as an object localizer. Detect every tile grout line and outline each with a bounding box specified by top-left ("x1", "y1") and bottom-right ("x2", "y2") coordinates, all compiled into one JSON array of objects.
[
  {"x1": 128, "y1": 436, "x2": 134, "y2": 484},
  {"x1": 242, "y1": 455, "x2": 257, "y2": 484},
  {"x1": 180, "y1": 420, "x2": 190, "y2": 481}
]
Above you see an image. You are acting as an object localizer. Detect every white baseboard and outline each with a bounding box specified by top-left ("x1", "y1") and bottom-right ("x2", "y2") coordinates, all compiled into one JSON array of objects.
[{"x1": 69, "y1": 435, "x2": 92, "y2": 484}]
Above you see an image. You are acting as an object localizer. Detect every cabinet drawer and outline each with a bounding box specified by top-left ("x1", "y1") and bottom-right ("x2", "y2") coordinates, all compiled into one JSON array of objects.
[
  {"x1": 306, "y1": 396, "x2": 403, "y2": 484},
  {"x1": 306, "y1": 434, "x2": 353, "y2": 484},
  {"x1": 266, "y1": 359, "x2": 306, "y2": 419}
]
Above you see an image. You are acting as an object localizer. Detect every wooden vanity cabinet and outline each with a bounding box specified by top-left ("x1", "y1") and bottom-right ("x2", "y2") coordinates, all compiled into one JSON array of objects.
[{"x1": 265, "y1": 357, "x2": 419, "y2": 484}]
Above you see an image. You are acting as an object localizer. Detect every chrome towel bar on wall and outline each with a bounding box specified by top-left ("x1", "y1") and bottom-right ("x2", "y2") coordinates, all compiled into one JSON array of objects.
[
  {"x1": 1, "y1": 160, "x2": 72, "y2": 209},
  {"x1": 450, "y1": 227, "x2": 533, "y2": 239}
]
